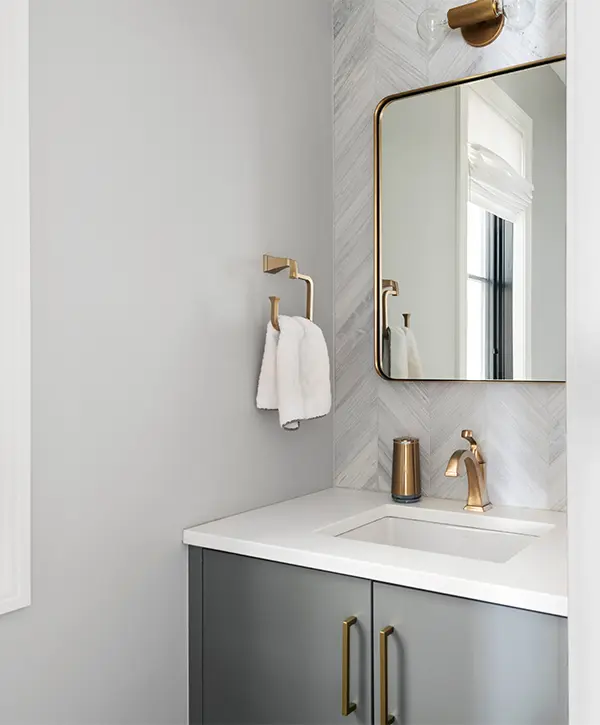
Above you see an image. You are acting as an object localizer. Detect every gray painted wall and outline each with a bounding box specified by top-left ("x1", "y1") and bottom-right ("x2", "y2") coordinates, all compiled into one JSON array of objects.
[
  {"x1": 0, "y1": 1, "x2": 333, "y2": 723},
  {"x1": 381, "y1": 89, "x2": 459, "y2": 378}
]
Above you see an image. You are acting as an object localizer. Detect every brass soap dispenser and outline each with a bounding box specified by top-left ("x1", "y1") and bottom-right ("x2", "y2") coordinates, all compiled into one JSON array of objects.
[{"x1": 391, "y1": 438, "x2": 422, "y2": 503}]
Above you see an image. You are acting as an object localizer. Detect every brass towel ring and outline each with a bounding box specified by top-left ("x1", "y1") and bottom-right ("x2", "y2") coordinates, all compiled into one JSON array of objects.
[
  {"x1": 269, "y1": 296, "x2": 281, "y2": 332},
  {"x1": 382, "y1": 280, "x2": 411, "y2": 336},
  {"x1": 382, "y1": 280, "x2": 399, "y2": 337},
  {"x1": 263, "y1": 254, "x2": 315, "y2": 332}
]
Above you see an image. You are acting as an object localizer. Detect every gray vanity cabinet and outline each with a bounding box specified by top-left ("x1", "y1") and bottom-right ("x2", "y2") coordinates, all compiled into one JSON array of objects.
[
  {"x1": 190, "y1": 550, "x2": 567, "y2": 725},
  {"x1": 373, "y1": 582, "x2": 568, "y2": 725},
  {"x1": 192, "y1": 549, "x2": 372, "y2": 725}
]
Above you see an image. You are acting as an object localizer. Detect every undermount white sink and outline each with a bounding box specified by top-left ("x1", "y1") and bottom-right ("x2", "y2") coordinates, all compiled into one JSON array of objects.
[{"x1": 319, "y1": 505, "x2": 554, "y2": 564}]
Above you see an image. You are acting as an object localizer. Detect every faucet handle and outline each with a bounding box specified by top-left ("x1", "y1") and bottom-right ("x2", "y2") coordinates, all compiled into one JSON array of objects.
[
  {"x1": 461, "y1": 430, "x2": 484, "y2": 463},
  {"x1": 461, "y1": 429, "x2": 476, "y2": 445}
]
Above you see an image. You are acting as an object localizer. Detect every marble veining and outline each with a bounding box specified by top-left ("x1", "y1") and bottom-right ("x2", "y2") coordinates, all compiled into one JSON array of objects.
[{"x1": 333, "y1": 0, "x2": 567, "y2": 510}]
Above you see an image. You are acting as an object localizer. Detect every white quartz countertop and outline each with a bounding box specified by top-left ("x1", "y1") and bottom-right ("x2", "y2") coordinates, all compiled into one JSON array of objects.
[{"x1": 183, "y1": 488, "x2": 567, "y2": 617}]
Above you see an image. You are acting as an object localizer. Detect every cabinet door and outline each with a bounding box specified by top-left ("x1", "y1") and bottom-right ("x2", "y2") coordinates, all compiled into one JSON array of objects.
[
  {"x1": 195, "y1": 550, "x2": 372, "y2": 725},
  {"x1": 373, "y1": 583, "x2": 567, "y2": 725}
]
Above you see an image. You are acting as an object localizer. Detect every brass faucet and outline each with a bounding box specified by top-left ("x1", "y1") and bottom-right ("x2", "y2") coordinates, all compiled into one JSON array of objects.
[{"x1": 445, "y1": 430, "x2": 492, "y2": 512}]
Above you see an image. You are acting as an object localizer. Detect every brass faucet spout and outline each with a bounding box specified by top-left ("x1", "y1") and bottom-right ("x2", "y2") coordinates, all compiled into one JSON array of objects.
[
  {"x1": 444, "y1": 449, "x2": 471, "y2": 478},
  {"x1": 444, "y1": 432, "x2": 492, "y2": 513}
]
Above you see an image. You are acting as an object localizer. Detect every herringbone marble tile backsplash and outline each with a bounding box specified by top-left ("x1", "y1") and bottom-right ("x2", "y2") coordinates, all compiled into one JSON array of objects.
[{"x1": 333, "y1": 0, "x2": 566, "y2": 510}]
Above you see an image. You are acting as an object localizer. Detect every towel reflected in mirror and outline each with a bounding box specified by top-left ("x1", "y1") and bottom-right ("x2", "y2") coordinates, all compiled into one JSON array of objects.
[{"x1": 384, "y1": 326, "x2": 423, "y2": 379}]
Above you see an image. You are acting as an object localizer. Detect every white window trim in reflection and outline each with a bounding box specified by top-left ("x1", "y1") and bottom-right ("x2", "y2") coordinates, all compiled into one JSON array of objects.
[
  {"x1": 0, "y1": 0, "x2": 31, "y2": 616},
  {"x1": 456, "y1": 82, "x2": 533, "y2": 379}
]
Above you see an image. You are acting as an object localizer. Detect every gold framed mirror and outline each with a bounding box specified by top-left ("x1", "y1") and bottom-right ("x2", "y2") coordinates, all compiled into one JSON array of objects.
[{"x1": 374, "y1": 55, "x2": 566, "y2": 382}]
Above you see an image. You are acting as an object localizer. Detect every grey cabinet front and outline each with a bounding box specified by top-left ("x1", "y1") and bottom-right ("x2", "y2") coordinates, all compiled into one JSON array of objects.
[
  {"x1": 198, "y1": 550, "x2": 372, "y2": 725},
  {"x1": 373, "y1": 582, "x2": 568, "y2": 725}
]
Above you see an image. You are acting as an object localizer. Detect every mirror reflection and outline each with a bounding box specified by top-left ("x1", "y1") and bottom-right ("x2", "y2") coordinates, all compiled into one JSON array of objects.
[{"x1": 377, "y1": 59, "x2": 566, "y2": 381}]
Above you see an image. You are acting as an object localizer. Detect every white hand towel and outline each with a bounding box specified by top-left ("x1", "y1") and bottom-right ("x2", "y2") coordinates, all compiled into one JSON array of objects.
[
  {"x1": 388, "y1": 326, "x2": 409, "y2": 378},
  {"x1": 274, "y1": 316, "x2": 304, "y2": 430},
  {"x1": 255, "y1": 322, "x2": 279, "y2": 410},
  {"x1": 293, "y1": 317, "x2": 331, "y2": 423},
  {"x1": 256, "y1": 315, "x2": 331, "y2": 430},
  {"x1": 405, "y1": 327, "x2": 424, "y2": 379}
]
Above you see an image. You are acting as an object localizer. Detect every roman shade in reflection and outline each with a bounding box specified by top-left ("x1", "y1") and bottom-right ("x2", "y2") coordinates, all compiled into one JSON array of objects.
[{"x1": 468, "y1": 142, "x2": 534, "y2": 223}]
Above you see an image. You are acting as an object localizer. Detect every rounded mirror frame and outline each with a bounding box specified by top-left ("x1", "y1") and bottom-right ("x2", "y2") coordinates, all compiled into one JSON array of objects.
[{"x1": 374, "y1": 54, "x2": 567, "y2": 383}]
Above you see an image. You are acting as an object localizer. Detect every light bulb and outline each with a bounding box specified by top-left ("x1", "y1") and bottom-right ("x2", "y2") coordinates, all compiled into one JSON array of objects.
[
  {"x1": 498, "y1": 0, "x2": 536, "y2": 31},
  {"x1": 416, "y1": 7, "x2": 450, "y2": 48}
]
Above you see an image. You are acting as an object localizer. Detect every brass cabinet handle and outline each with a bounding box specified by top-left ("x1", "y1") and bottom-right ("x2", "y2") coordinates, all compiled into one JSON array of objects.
[
  {"x1": 342, "y1": 616, "x2": 358, "y2": 716},
  {"x1": 379, "y1": 626, "x2": 395, "y2": 725}
]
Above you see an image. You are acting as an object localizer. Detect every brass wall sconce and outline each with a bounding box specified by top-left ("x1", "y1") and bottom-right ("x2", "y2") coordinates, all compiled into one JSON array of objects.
[
  {"x1": 263, "y1": 254, "x2": 314, "y2": 332},
  {"x1": 417, "y1": 0, "x2": 535, "y2": 49}
]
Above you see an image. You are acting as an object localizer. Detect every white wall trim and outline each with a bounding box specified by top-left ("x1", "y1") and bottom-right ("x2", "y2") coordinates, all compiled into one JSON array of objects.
[
  {"x1": 0, "y1": 0, "x2": 31, "y2": 616},
  {"x1": 567, "y1": 0, "x2": 600, "y2": 720}
]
